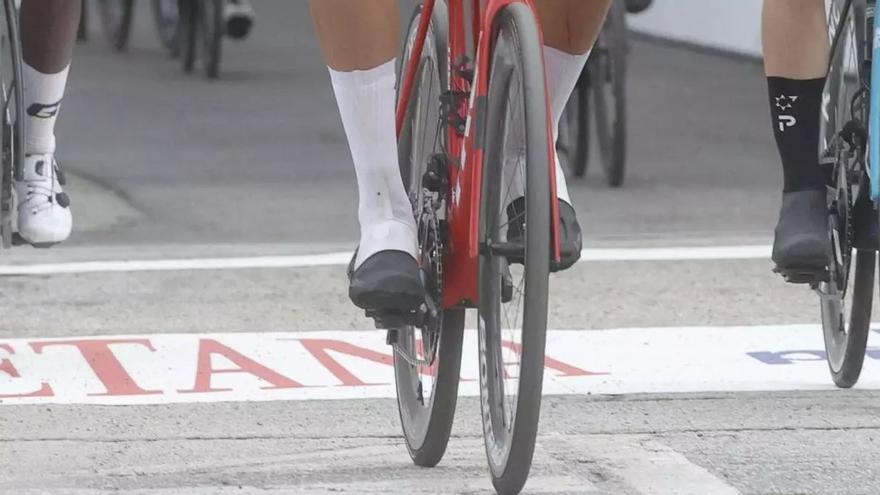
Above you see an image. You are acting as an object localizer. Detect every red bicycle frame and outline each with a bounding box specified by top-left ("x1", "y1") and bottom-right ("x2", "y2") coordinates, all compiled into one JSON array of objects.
[{"x1": 396, "y1": 0, "x2": 561, "y2": 309}]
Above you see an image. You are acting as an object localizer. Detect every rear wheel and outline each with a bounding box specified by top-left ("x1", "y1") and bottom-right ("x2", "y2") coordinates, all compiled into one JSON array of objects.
[
  {"x1": 817, "y1": 0, "x2": 874, "y2": 389},
  {"x1": 478, "y1": 4, "x2": 551, "y2": 494},
  {"x1": 197, "y1": 0, "x2": 224, "y2": 78},
  {"x1": 97, "y1": 0, "x2": 135, "y2": 52},
  {"x1": 394, "y1": 1, "x2": 464, "y2": 469},
  {"x1": 591, "y1": 1, "x2": 627, "y2": 187},
  {"x1": 0, "y1": 0, "x2": 23, "y2": 249}
]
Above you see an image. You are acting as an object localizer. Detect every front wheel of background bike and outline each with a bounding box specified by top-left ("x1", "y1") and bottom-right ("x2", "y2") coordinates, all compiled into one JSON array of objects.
[
  {"x1": 151, "y1": 0, "x2": 181, "y2": 58},
  {"x1": 478, "y1": 4, "x2": 551, "y2": 494},
  {"x1": 591, "y1": 0, "x2": 627, "y2": 187},
  {"x1": 97, "y1": 0, "x2": 135, "y2": 52},
  {"x1": 197, "y1": 0, "x2": 224, "y2": 79},
  {"x1": 394, "y1": 0, "x2": 465, "y2": 469},
  {"x1": 179, "y1": 0, "x2": 198, "y2": 73}
]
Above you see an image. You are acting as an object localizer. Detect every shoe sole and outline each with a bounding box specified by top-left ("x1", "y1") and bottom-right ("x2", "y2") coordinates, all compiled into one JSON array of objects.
[
  {"x1": 12, "y1": 233, "x2": 59, "y2": 249},
  {"x1": 349, "y1": 287, "x2": 424, "y2": 312},
  {"x1": 774, "y1": 265, "x2": 829, "y2": 284}
]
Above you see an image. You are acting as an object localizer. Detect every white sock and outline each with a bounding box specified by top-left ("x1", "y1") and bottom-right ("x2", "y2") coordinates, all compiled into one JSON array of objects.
[
  {"x1": 543, "y1": 46, "x2": 590, "y2": 205},
  {"x1": 24, "y1": 63, "x2": 70, "y2": 156},
  {"x1": 329, "y1": 59, "x2": 417, "y2": 269}
]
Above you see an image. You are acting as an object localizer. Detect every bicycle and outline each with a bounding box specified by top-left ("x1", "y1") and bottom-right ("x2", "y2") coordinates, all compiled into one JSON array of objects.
[
  {"x1": 557, "y1": 0, "x2": 627, "y2": 186},
  {"x1": 811, "y1": 0, "x2": 878, "y2": 388},
  {"x1": 0, "y1": 0, "x2": 23, "y2": 249},
  {"x1": 389, "y1": 0, "x2": 557, "y2": 493},
  {"x1": 95, "y1": 0, "x2": 224, "y2": 79}
]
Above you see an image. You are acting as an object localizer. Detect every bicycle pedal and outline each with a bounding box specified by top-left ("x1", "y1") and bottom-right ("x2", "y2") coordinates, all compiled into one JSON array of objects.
[
  {"x1": 365, "y1": 308, "x2": 423, "y2": 330},
  {"x1": 774, "y1": 266, "x2": 829, "y2": 285}
]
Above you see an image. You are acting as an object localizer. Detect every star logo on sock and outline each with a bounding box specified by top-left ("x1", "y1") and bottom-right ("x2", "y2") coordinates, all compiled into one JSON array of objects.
[{"x1": 775, "y1": 94, "x2": 799, "y2": 111}]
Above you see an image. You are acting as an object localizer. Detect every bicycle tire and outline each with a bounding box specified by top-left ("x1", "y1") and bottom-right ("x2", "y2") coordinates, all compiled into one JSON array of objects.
[
  {"x1": 591, "y1": 1, "x2": 627, "y2": 187},
  {"x1": 179, "y1": 0, "x2": 198, "y2": 73},
  {"x1": 818, "y1": 0, "x2": 874, "y2": 389},
  {"x1": 198, "y1": 0, "x2": 223, "y2": 79},
  {"x1": 394, "y1": 0, "x2": 464, "y2": 469},
  {"x1": 0, "y1": 0, "x2": 23, "y2": 249},
  {"x1": 77, "y1": 0, "x2": 88, "y2": 42},
  {"x1": 97, "y1": 0, "x2": 135, "y2": 52},
  {"x1": 556, "y1": 67, "x2": 590, "y2": 178},
  {"x1": 151, "y1": 0, "x2": 181, "y2": 57},
  {"x1": 478, "y1": 4, "x2": 551, "y2": 494}
]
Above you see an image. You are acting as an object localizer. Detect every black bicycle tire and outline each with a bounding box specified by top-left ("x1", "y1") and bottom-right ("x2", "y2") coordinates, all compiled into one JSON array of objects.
[
  {"x1": 151, "y1": 0, "x2": 180, "y2": 57},
  {"x1": 97, "y1": 0, "x2": 135, "y2": 52},
  {"x1": 826, "y1": 251, "x2": 875, "y2": 387},
  {"x1": 557, "y1": 67, "x2": 590, "y2": 178},
  {"x1": 478, "y1": 4, "x2": 551, "y2": 494},
  {"x1": 179, "y1": 0, "x2": 198, "y2": 73},
  {"x1": 77, "y1": 0, "x2": 88, "y2": 42},
  {"x1": 819, "y1": 0, "x2": 874, "y2": 389},
  {"x1": 393, "y1": 0, "x2": 464, "y2": 469},
  {"x1": 592, "y1": 1, "x2": 627, "y2": 187},
  {"x1": 199, "y1": 0, "x2": 223, "y2": 79}
]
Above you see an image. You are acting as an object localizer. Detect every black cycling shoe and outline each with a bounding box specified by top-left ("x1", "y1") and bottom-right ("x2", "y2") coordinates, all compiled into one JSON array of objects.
[
  {"x1": 348, "y1": 250, "x2": 426, "y2": 311},
  {"x1": 506, "y1": 198, "x2": 583, "y2": 272},
  {"x1": 224, "y1": 0, "x2": 255, "y2": 40},
  {"x1": 772, "y1": 189, "x2": 830, "y2": 283},
  {"x1": 625, "y1": 0, "x2": 653, "y2": 14}
]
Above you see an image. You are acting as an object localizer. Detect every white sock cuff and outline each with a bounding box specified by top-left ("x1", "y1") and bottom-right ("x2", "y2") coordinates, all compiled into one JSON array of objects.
[
  {"x1": 543, "y1": 46, "x2": 589, "y2": 120},
  {"x1": 328, "y1": 59, "x2": 397, "y2": 89},
  {"x1": 24, "y1": 63, "x2": 70, "y2": 100},
  {"x1": 24, "y1": 63, "x2": 70, "y2": 155}
]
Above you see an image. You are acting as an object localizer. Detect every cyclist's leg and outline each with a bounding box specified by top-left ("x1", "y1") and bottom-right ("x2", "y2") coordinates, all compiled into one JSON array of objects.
[
  {"x1": 310, "y1": 0, "x2": 423, "y2": 311},
  {"x1": 17, "y1": 0, "x2": 80, "y2": 246},
  {"x1": 763, "y1": 0, "x2": 829, "y2": 277},
  {"x1": 530, "y1": 0, "x2": 612, "y2": 269}
]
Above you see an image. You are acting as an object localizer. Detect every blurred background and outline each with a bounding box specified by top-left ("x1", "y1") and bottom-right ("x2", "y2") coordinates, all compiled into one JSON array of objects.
[{"x1": 58, "y1": 0, "x2": 778, "y2": 252}]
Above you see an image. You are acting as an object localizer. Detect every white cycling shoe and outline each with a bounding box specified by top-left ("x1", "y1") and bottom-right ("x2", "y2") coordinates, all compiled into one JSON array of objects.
[{"x1": 14, "y1": 153, "x2": 72, "y2": 247}]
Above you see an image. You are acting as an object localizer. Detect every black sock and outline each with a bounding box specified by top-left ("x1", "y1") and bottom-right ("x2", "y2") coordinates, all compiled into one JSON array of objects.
[{"x1": 767, "y1": 76, "x2": 826, "y2": 192}]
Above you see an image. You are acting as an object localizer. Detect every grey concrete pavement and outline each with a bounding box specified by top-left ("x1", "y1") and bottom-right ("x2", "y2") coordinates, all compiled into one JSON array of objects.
[
  {"x1": 4, "y1": 393, "x2": 880, "y2": 493},
  {"x1": 0, "y1": 1, "x2": 874, "y2": 494}
]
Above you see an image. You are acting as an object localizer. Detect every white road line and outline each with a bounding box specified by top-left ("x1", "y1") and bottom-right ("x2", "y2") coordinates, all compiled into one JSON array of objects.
[
  {"x1": 574, "y1": 436, "x2": 741, "y2": 495},
  {"x1": 0, "y1": 245, "x2": 771, "y2": 276}
]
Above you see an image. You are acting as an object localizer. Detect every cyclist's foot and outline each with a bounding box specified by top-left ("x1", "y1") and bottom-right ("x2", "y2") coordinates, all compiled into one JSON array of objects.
[
  {"x1": 625, "y1": 0, "x2": 653, "y2": 14},
  {"x1": 348, "y1": 250, "x2": 425, "y2": 312},
  {"x1": 15, "y1": 153, "x2": 72, "y2": 247},
  {"x1": 772, "y1": 189, "x2": 829, "y2": 283},
  {"x1": 507, "y1": 197, "x2": 582, "y2": 272},
  {"x1": 224, "y1": 0, "x2": 254, "y2": 40}
]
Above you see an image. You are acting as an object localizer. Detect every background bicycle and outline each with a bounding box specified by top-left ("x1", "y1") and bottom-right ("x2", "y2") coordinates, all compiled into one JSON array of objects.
[
  {"x1": 556, "y1": 0, "x2": 651, "y2": 187},
  {"x1": 91, "y1": 0, "x2": 254, "y2": 79}
]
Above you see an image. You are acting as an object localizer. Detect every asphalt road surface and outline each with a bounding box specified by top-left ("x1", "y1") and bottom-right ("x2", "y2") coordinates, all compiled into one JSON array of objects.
[{"x1": 1, "y1": 2, "x2": 879, "y2": 494}]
